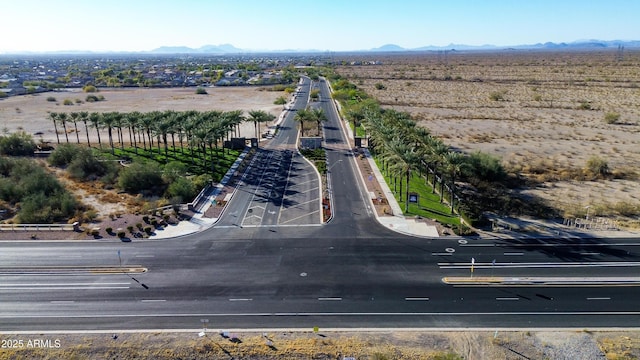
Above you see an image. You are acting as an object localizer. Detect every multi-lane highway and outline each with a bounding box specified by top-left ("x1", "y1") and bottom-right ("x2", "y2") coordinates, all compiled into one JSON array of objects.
[{"x1": 1, "y1": 78, "x2": 640, "y2": 332}]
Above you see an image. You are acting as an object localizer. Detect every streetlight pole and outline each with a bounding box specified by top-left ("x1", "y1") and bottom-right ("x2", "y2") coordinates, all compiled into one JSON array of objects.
[{"x1": 585, "y1": 205, "x2": 591, "y2": 221}]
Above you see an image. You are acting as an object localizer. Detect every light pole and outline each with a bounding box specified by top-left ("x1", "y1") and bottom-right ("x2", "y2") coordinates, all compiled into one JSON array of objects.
[{"x1": 585, "y1": 205, "x2": 591, "y2": 221}]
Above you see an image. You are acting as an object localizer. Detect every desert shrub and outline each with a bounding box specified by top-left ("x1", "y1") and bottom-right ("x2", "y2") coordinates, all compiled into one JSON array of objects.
[
  {"x1": 48, "y1": 143, "x2": 82, "y2": 166},
  {"x1": 85, "y1": 94, "x2": 99, "y2": 102},
  {"x1": 585, "y1": 155, "x2": 610, "y2": 177},
  {"x1": 578, "y1": 100, "x2": 592, "y2": 110},
  {"x1": 195, "y1": 87, "x2": 207, "y2": 94},
  {"x1": 117, "y1": 161, "x2": 164, "y2": 195},
  {"x1": 0, "y1": 131, "x2": 36, "y2": 156},
  {"x1": 463, "y1": 151, "x2": 507, "y2": 183},
  {"x1": 46, "y1": 96, "x2": 57, "y2": 102},
  {"x1": 63, "y1": 99, "x2": 74, "y2": 105},
  {"x1": 604, "y1": 112, "x2": 621, "y2": 124},
  {"x1": 117, "y1": 231, "x2": 126, "y2": 238},
  {"x1": 18, "y1": 190, "x2": 77, "y2": 223},
  {"x1": 68, "y1": 150, "x2": 114, "y2": 181},
  {"x1": 0, "y1": 91, "x2": 7, "y2": 98},
  {"x1": 105, "y1": 227, "x2": 113, "y2": 234},
  {"x1": 375, "y1": 83, "x2": 386, "y2": 90},
  {"x1": 83, "y1": 85, "x2": 97, "y2": 93},
  {"x1": 49, "y1": 144, "x2": 114, "y2": 181},
  {"x1": 489, "y1": 91, "x2": 506, "y2": 101},
  {"x1": 274, "y1": 96, "x2": 287, "y2": 105},
  {"x1": 162, "y1": 161, "x2": 188, "y2": 183},
  {"x1": 165, "y1": 177, "x2": 197, "y2": 203}
]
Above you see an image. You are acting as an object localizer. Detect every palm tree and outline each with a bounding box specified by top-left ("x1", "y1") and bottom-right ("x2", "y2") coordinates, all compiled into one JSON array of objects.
[
  {"x1": 140, "y1": 111, "x2": 158, "y2": 151},
  {"x1": 384, "y1": 138, "x2": 423, "y2": 213},
  {"x1": 68, "y1": 112, "x2": 81, "y2": 144},
  {"x1": 125, "y1": 111, "x2": 141, "y2": 154},
  {"x1": 100, "y1": 112, "x2": 116, "y2": 154},
  {"x1": 48, "y1": 112, "x2": 61, "y2": 144},
  {"x1": 58, "y1": 112, "x2": 69, "y2": 143},
  {"x1": 223, "y1": 110, "x2": 245, "y2": 139},
  {"x1": 88, "y1": 112, "x2": 103, "y2": 149},
  {"x1": 247, "y1": 110, "x2": 264, "y2": 139},
  {"x1": 310, "y1": 108, "x2": 327, "y2": 136},
  {"x1": 79, "y1": 111, "x2": 90, "y2": 146},
  {"x1": 294, "y1": 108, "x2": 313, "y2": 137},
  {"x1": 444, "y1": 151, "x2": 467, "y2": 214},
  {"x1": 156, "y1": 116, "x2": 173, "y2": 157}
]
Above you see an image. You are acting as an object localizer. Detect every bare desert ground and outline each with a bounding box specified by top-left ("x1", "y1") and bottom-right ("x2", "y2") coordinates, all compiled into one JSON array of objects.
[
  {"x1": 0, "y1": 86, "x2": 285, "y2": 142},
  {"x1": 337, "y1": 50, "x2": 640, "y2": 223},
  {"x1": 2, "y1": 329, "x2": 637, "y2": 359}
]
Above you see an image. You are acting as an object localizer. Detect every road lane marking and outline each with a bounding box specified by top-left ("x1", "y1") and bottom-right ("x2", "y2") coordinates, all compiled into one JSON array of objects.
[
  {"x1": 0, "y1": 282, "x2": 131, "y2": 287},
  {"x1": 1, "y1": 286, "x2": 130, "y2": 290},
  {"x1": 432, "y1": 253, "x2": 453, "y2": 256},
  {"x1": 8, "y1": 311, "x2": 640, "y2": 319},
  {"x1": 503, "y1": 252, "x2": 524, "y2": 256},
  {"x1": 318, "y1": 297, "x2": 342, "y2": 301},
  {"x1": 587, "y1": 297, "x2": 611, "y2": 300},
  {"x1": 438, "y1": 261, "x2": 640, "y2": 269},
  {"x1": 405, "y1": 297, "x2": 430, "y2": 301},
  {"x1": 50, "y1": 301, "x2": 75, "y2": 304},
  {"x1": 580, "y1": 252, "x2": 600, "y2": 256},
  {"x1": 141, "y1": 299, "x2": 166, "y2": 303},
  {"x1": 229, "y1": 298, "x2": 253, "y2": 302},
  {"x1": 496, "y1": 297, "x2": 520, "y2": 301},
  {"x1": 135, "y1": 255, "x2": 155, "y2": 258}
]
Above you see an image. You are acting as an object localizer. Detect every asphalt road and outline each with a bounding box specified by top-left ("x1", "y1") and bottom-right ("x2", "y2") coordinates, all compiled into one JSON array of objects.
[{"x1": 1, "y1": 78, "x2": 640, "y2": 332}]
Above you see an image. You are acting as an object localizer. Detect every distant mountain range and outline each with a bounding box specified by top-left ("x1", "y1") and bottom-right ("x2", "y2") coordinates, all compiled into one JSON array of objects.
[
  {"x1": 148, "y1": 39, "x2": 640, "y2": 54},
  {"x1": 371, "y1": 39, "x2": 640, "y2": 52},
  {"x1": 3, "y1": 40, "x2": 639, "y2": 55}
]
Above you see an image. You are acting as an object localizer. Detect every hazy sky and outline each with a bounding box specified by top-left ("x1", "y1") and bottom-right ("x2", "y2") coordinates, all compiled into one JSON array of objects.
[{"x1": 3, "y1": 0, "x2": 638, "y2": 52}]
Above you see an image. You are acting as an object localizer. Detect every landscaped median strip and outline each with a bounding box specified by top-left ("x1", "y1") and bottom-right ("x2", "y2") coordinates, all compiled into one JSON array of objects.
[
  {"x1": 442, "y1": 276, "x2": 640, "y2": 286},
  {"x1": 0, "y1": 266, "x2": 147, "y2": 275}
]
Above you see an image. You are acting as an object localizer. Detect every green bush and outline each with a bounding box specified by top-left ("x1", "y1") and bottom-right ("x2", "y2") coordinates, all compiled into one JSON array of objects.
[
  {"x1": 118, "y1": 161, "x2": 164, "y2": 195},
  {"x1": 195, "y1": 87, "x2": 208, "y2": 95},
  {"x1": 83, "y1": 85, "x2": 97, "y2": 93},
  {"x1": 86, "y1": 94, "x2": 99, "y2": 102},
  {"x1": 165, "y1": 177, "x2": 197, "y2": 203},
  {"x1": 46, "y1": 96, "x2": 57, "y2": 102},
  {"x1": 48, "y1": 143, "x2": 82, "y2": 167},
  {"x1": 604, "y1": 112, "x2": 621, "y2": 124},
  {"x1": 0, "y1": 132, "x2": 36, "y2": 156}
]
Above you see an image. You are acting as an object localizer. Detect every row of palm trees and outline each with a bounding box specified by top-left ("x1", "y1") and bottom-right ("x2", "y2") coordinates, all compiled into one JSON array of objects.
[
  {"x1": 47, "y1": 109, "x2": 275, "y2": 172},
  {"x1": 293, "y1": 107, "x2": 328, "y2": 136},
  {"x1": 363, "y1": 107, "x2": 467, "y2": 215}
]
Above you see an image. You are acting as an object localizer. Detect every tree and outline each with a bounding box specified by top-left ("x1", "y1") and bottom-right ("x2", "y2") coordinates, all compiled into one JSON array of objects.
[
  {"x1": 49, "y1": 112, "x2": 61, "y2": 144},
  {"x1": 68, "y1": 112, "x2": 81, "y2": 144},
  {"x1": 88, "y1": 112, "x2": 103, "y2": 149},
  {"x1": 384, "y1": 138, "x2": 423, "y2": 213},
  {"x1": 444, "y1": 151, "x2": 468, "y2": 214},
  {"x1": 247, "y1": 110, "x2": 275, "y2": 142},
  {"x1": 294, "y1": 108, "x2": 313, "y2": 137},
  {"x1": 100, "y1": 112, "x2": 116, "y2": 154},
  {"x1": 310, "y1": 108, "x2": 328, "y2": 136},
  {"x1": 58, "y1": 112, "x2": 70, "y2": 143},
  {"x1": 79, "y1": 111, "x2": 90, "y2": 146}
]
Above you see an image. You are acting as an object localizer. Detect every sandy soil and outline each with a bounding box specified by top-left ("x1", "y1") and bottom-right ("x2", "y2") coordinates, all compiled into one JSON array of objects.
[
  {"x1": 0, "y1": 86, "x2": 285, "y2": 143},
  {"x1": 336, "y1": 50, "x2": 640, "y2": 221},
  {"x1": 1, "y1": 330, "x2": 636, "y2": 359}
]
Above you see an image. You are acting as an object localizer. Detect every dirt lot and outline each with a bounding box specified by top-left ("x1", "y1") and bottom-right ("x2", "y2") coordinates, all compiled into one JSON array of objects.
[
  {"x1": 0, "y1": 86, "x2": 285, "y2": 142},
  {"x1": 336, "y1": 50, "x2": 640, "y2": 221}
]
